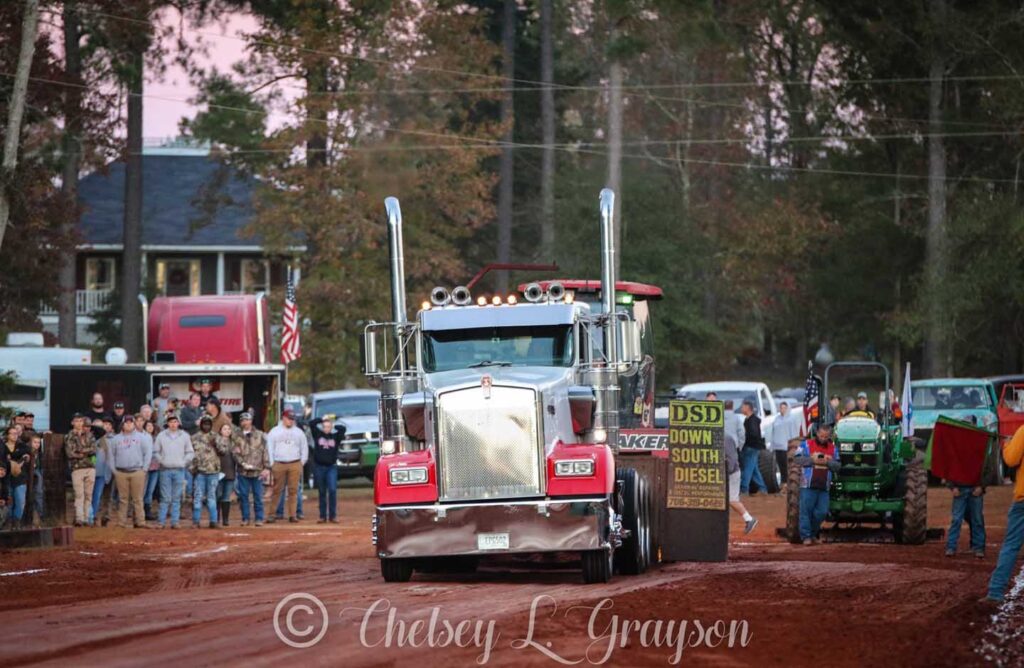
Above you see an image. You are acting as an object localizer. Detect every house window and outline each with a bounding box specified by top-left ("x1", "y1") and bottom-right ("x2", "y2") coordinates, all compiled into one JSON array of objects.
[
  {"x1": 85, "y1": 258, "x2": 116, "y2": 291},
  {"x1": 240, "y1": 258, "x2": 269, "y2": 294},
  {"x1": 155, "y1": 259, "x2": 201, "y2": 296}
]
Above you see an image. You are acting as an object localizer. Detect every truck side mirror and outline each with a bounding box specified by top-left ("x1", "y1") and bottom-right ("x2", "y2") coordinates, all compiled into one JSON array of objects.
[{"x1": 618, "y1": 319, "x2": 642, "y2": 364}]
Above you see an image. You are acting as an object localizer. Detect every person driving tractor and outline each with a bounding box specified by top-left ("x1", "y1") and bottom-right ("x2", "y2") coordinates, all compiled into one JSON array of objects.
[{"x1": 844, "y1": 392, "x2": 876, "y2": 419}]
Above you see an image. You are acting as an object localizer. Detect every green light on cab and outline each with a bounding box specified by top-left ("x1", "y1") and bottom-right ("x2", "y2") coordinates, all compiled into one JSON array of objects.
[{"x1": 616, "y1": 293, "x2": 634, "y2": 305}]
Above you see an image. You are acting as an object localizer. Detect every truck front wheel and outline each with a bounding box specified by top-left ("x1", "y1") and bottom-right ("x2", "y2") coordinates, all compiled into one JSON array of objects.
[
  {"x1": 380, "y1": 557, "x2": 414, "y2": 582},
  {"x1": 582, "y1": 549, "x2": 613, "y2": 584}
]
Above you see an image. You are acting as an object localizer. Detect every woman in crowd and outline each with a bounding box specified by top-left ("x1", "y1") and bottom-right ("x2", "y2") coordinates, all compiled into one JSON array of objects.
[
  {"x1": 143, "y1": 420, "x2": 161, "y2": 521},
  {"x1": 1, "y1": 425, "x2": 32, "y2": 528},
  {"x1": 214, "y1": 421, "x2": 240, "y2": 527}
]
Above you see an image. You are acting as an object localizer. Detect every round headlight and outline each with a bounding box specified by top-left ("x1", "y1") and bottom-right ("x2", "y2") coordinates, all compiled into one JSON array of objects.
[{"x1": 381, "y1": 439, "x2": 396, "y2": 455}]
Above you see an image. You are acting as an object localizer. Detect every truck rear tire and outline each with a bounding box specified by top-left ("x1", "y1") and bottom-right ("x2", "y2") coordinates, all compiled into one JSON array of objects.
[
  {"x1": 784, "y1": 454, "x2": 802, "y2": 544},
  {"x1": 895, "y1": 457, "x2": 928, "y2": 545},
  {"x1": 380, "y1": 557, "x2": 414, "y2": 582},
  {"x1": 758, "y1": 450, "x2": 781, "y2": 494},
  {"x1": 614, "y1": 467, "x2": 651, "y2": 575},
  {"x1": 582, "y1": 550, "x2": 613, "y2": 584}
]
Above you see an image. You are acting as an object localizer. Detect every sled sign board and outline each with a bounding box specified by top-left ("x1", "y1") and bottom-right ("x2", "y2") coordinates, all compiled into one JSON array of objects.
[
  {"x1": 663, "y1": 399, "x2": 728, "y2": 562},
  {"x1": 667, "y1": 400, "x2": 727, "y2": 510}
]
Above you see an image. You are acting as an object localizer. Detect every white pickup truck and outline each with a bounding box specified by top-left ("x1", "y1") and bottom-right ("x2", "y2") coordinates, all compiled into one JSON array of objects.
[{"x1": 674, "y1": 381, "x2": 784, "y2": 493}]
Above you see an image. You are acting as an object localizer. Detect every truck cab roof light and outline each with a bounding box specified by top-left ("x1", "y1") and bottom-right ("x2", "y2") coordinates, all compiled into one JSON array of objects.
[
  {"x1": 477, "y1": 296, "x2": 487, "y2": 306},
  {"x1": 491, "y1": 295, "x2": 502, "y2": 306}
]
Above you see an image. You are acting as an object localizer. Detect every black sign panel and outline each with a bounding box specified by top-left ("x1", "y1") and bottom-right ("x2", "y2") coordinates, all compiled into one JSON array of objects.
[{"x1": 661, "y1": 400, "x2": 729, "y2": 562}]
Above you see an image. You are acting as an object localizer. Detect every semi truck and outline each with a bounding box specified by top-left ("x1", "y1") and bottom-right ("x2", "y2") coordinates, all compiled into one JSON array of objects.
[
  {"x1": 364, "y1": 189, "x2": 668, "y2": 583},
  {"x1": 50, "y1": 294, "x2": 285, "y2": 432}
]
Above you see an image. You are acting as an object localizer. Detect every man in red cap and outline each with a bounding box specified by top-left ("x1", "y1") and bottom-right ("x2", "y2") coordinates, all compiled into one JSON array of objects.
[{"x1": 266, "y1": 409, "x2": 308, "y2": 523}]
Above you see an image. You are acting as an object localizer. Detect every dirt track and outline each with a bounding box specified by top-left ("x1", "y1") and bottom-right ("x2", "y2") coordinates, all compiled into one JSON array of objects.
[{"x1": 0, "y1": 485, "x2": 1018, "y2": 667}]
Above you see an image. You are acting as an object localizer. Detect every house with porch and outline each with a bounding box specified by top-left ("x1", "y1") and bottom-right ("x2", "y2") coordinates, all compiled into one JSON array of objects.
[{"x1": 40, "y1": 139, "x2": 299, "y2": 345}]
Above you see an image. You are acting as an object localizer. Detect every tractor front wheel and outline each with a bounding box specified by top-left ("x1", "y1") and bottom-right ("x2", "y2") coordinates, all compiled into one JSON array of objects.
[
  {"x1": 784, "y1": 453, "x2": 802, "y2": 544},
  {"x1": 895, "y1": 456, "x2": 928, "y2": 545}
]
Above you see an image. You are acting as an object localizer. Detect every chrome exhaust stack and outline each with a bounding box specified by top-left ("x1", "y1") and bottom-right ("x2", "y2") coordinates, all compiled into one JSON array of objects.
[
  {"x1": 586, "y1": 188, "x2": 621, "y2": 452},
  {"x1": 378, "y1": 196, "x2": 418, "y2": 451}
]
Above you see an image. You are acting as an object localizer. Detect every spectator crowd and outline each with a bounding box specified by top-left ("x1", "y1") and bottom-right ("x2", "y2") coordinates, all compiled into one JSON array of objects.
[{"x1": 0, "y1": 380, "x2": 345, "y2": 530}]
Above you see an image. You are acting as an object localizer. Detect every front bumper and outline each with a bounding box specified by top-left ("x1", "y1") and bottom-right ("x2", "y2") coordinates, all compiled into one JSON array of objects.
[{"x1": 373, "y1": 498, "x2": 612, "y2": 559}]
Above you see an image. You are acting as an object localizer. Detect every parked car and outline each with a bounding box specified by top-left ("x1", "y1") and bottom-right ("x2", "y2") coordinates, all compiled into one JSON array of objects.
[
  {"x1": 910, "y1": 378, "x2": 1002, "y2": 484},
  {"x1": 675, "y1": 381, "x2": 781, "y2": 492},
  {"x1": 309, "y1": 389, "x2": 381, "y2": 480}
]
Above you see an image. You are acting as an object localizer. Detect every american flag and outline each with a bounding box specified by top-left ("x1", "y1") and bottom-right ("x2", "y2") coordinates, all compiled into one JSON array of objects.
[
  {"x1": 802, "y1": 363, "x2": 819, "y2": 437},
  {"x1": 281, "y1": 270, "x2": 301, "y2": 364}
]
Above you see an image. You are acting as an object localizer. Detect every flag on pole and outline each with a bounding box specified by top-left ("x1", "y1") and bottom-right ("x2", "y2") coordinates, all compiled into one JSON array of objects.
[
  {"x1": 281, "y1": 268, "x2": 301, "y2": 364},
  {"x1": 901, "y1": 362, "x2": 914, "y2": 437},
  {"x1": 802, "y1": 362, "x2": 819, "y2": 437}
]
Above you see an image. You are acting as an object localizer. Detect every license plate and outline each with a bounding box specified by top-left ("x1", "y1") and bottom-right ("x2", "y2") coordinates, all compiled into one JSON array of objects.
[{"x1": 476, "y1": 532, "x2": 510, "y2": 550}]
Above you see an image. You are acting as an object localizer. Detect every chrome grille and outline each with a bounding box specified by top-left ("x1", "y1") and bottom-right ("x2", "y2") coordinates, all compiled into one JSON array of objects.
[{"x1": 437, "y1": 385, "x2": 543, "y2": 501}]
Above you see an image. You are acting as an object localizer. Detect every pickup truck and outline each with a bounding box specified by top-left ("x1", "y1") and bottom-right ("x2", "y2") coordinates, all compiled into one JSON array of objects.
[{"x1": 675, "y1": 381, "x2": 782, "y2": 493}]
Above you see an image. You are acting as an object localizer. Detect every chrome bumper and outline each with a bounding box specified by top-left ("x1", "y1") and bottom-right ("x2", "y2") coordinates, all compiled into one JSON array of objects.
[{"x1": 373, "y1": 498, "x2": 613, "y2": 558}]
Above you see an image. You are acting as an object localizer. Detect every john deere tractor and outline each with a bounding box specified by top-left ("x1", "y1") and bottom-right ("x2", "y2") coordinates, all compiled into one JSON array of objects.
[{"x1": 785, "y1": 362, "x2": 928, "y2": 544}]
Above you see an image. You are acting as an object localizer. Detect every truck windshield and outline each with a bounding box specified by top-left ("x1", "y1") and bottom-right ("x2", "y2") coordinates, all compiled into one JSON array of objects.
[
  {"x1": 423, "y1": 325, "x2": 574, "y2": 372},
  {"x1": 912, "y1": 385, "x2": 991, "y2": 409}
]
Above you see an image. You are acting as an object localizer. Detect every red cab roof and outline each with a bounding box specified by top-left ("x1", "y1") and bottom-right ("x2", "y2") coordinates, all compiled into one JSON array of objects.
[{"x1": 516, "y1": 279, "x2": 663, "y2": 300}]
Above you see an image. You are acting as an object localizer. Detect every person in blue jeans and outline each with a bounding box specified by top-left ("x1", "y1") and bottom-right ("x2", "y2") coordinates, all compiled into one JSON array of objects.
[
  {"x1": 945, "y1": 483, "x2": 986, "y2": 558},
  {"x1": 309, "y1": 415, "x2": 344, "y2": 523},
  {"x1": 155, "y1": 415, "x2": 194, "y2": 529},
  {"x1": 792, "y1": 422, "x2": 841, "y2": 545},
  {"x1": 191, "y1": 416, "x2": 221, "y2": 528},
  {"x1": 2, "y1": 426, "x2": 32, "y2": 527},
  {"x1": 739, "y1": 401, "x2": 768, "y2": 494},
  {"x1": 987, "y1": 428, "x2": 1024, "y2": 602},
  {"x1": 233, "y1": 412, "x2": 270, "y2": 526}
]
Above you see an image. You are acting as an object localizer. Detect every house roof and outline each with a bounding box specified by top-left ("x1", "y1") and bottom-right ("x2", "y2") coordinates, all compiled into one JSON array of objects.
[{"x1": 78, "y1": 154, "x2": 258, "y2": 248}]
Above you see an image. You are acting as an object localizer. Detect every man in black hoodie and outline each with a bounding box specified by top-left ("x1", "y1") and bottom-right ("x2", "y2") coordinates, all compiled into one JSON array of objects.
[
  {"x1": 309, "y1": 414, "x2": 345, "y2": 523},
  {"x1": 739, "y1": 400, "x2": 768, "y2": 495}
]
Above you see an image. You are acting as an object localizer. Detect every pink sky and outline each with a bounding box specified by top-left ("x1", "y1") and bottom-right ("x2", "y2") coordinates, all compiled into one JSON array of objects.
[{"x1": 144, "y1": 11, "x2": 260, "y2": 138}]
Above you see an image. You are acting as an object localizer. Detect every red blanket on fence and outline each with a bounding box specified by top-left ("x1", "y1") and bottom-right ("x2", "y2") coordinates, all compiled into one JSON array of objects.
[{"x1": 929, "y1": 418, "x2": 990, "y2": 486}]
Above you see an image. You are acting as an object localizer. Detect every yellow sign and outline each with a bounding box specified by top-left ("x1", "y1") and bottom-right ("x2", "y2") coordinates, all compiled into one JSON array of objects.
[{"x1": 667, "y1": 400, "x2": 727, "y2": 510}]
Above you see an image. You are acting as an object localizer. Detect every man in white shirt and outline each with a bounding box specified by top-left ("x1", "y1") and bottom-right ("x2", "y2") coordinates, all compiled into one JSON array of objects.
[
  {"x1": 266, "y1": 409, "x2": 308, "y2": 523},
  {"x1": 770, "y1": 401, "x2": 802, "y2": 481}
]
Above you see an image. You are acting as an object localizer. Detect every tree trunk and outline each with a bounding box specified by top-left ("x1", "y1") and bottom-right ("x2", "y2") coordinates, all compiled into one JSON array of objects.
[
  {"x1": 0, "y1": 0, "x2": 40, "y2": 252},
  {"x1": 494, "y1": 0, "x2": 515, "y2": 292},
  {"x1": 606, "y1": 60, "x2": 623, "y2": 274},
  {"x1": 121, "y1": 47, "x2": 144, "y2": 361},
  {"x1": 58, "y1": 2, "x2": 82, "y2": 348},
  {"x1": 538, "y1": 0, "x2": 555, "y2": 262},
  {"x1": 924, "y1": 0, "x2": 949, "y2": 377},
  {"x1": 305, "y1": 64, "x2": 328, "y2": 394}
]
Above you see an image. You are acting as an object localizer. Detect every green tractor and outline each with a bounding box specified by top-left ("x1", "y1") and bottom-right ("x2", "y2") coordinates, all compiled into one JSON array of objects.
[{"x1": 785, "y1": 361, "x2": 929, "y2": 544}]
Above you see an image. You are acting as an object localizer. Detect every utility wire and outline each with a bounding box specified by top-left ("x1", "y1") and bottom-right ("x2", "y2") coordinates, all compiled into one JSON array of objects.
[{"x1": 11, "y1": 73, "x2": 1023, "y2": 184}]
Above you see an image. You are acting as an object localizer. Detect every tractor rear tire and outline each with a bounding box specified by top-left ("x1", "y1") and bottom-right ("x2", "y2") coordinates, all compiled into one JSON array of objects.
[
  {"x1": 614, "y1": 467, "x2": 652, "y2": 575},
  {"x1": 380, "y1": 557, "x2": 414, "y2": 582},
  {"x1": 784, "y1": 453, "x2": 802, "y2": 544},
  {"x1": 986, "y1": 443, "x2": 1005, "y2": 487},
  {"x1": 758, "y1": 450, "x2": 781, "y2": 494},
  {"x1": 895, "y1": 456, "x2": 928, "y2": 545},
  {"x1": 582, "y1": 549, "x2": 613, "y2": 584}
]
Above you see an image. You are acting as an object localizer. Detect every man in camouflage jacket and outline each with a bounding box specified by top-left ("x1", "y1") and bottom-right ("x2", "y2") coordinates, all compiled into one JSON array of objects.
[
  {"x1": 64, "y1": 414, "x2": 97, "y2": 526},
  {"x1": 232, "y1": 412, "x2": 269, "y2": 526},
  {"x1": 191, "y1": 416, "x2": 220, "y2": 528}
]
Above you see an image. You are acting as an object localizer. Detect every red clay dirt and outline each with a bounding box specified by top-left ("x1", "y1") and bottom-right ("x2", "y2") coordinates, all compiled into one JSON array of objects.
[{"x1": 0, "y1": 485, "x2": 1016, "y2": 667}]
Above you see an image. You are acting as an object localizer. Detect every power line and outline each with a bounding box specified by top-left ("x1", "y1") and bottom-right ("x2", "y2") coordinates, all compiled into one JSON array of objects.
[
  {"x1": 58, "y1": 6, "x2": 1024, "y2": 94},
  {"x1": 11, "y1": 74, "x2": 1022, "y2": 184}
]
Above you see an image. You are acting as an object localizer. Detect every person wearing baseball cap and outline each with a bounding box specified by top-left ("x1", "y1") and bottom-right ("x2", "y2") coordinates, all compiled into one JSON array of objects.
[
  {"x1": 198, "y1": 378, "x2": 218, "y2": 407},
  {"x1": 267, "y1": 409, "x2": 308, "y2": 523},
  {"x1": 849, "y1": 391, "x2": 876, "y2": 419},
  {"x1": 233, "y1": 411, "x2": 270, "y2": 526},
  {"x1": 309, "y1": 413, "x2": 345, "y2": 523},
  {"x1": 153, "y1": 412, "x2": 193, "y2": 529}
]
